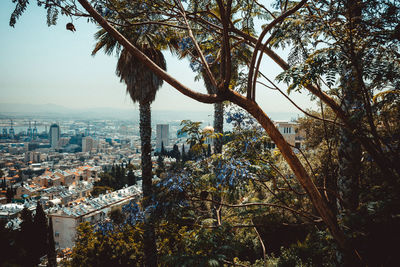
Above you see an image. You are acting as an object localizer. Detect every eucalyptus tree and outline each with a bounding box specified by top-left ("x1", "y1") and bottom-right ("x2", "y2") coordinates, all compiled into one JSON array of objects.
[{"x1": 269, "y1": 0, "x2": 400, "y2": 264}]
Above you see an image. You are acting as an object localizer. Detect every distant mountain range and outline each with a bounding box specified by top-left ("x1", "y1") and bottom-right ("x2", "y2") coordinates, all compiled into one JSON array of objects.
[{"x1": 0, "y1": 103, "x2": 300, "y2": 122}]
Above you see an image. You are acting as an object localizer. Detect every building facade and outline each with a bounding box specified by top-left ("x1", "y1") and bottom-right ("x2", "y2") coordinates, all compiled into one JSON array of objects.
[
  {"x1": 267, "y1": 121, "x2": 305, "y2": 150},
  {"x1": 49, "y1": 184, "x2": 141, "y2": 249},
  {"x1": 49, "y1": 123, "x2": 60, "y2": 149},
  {"x1": 82, "y1": 136, "x2": 96, "y2": 153},
  {"x1": 156, "y1": 124, "x2": 169, "y2": 152}
]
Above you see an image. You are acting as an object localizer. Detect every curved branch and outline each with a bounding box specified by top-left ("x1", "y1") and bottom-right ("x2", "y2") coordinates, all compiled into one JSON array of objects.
[
  {"x1": 223, "y1": 89, "x2": 348, "y2": 250},
  {"x1": 257, "y1": 74, "x2": 344, "y2": 126},
  {"x1": 175, "y1": 0, "x2": 218, "y2": 89},
  {"x1": 77, "y1": 0, "x2": 222, "y2": 104},
  {"x1": 246, "y1": 0, "x2": 307, "y2": 100},
  {"x1": 232, "y1": 27, "x2": 395, "y2": 179}
]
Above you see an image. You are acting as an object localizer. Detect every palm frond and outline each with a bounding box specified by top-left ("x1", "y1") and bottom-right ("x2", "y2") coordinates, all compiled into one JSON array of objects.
[
  {"x1": 92, "y1": 27, "x2": 121, "y2": 56},
  {"x1": 116, "y1": 47, "x2": 166, "y2": 104}
]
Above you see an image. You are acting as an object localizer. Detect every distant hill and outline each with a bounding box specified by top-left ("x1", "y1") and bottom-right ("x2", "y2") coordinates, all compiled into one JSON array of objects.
[{"x1": 0, "y1": 103, "x2": 300, "y2": 121}]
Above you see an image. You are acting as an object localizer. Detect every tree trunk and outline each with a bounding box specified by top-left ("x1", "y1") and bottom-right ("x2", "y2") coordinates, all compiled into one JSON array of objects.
[
  {"x1": 337, "y1": 128, "x2": 361, "y2": 212},
  {"x1": 225, "y1": 90, "x2": 354, "y2": 255},
  {"x1": 214, "y1": 102, "x2": 224, "y2": 154},
  {"x1": 140, "y1": 102, "x2": 157, "y2": 267},
  {"x1": 336, "y1": 2, "x2": 364, "y2": 264},
  {"x1": 337, "y1": 67, "x2": 362, "y2": 213},
  {"x1": 336, "y1": 129, "x2": 362, "y2": 266},
  {"x1": 336, "y1": 103, "x2": 362, "y2": 266},
  {"x1": 336, "y1": 62, "x2": 363, "y2": 267}
]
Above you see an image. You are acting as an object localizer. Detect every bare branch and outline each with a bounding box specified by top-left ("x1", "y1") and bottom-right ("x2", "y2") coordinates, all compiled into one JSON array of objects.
[
  {"x1": 175, "y1": 0, "x2": 218, "y2": 89},
  {"x1": 246, "y1": 0, "x2": 307, "y2": 100},
  {"x1": 257, "y1": 72, "x2": 343, "y2": 126},
  {"x1": 77, "y1": 0, "x2": 222, "y2": 104}
]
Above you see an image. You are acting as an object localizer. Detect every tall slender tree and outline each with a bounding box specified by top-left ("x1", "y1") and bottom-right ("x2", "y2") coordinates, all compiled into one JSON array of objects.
[
  {"x1": 47, "y1": 218, "x2": 56, "y2": 267},
  {"x1": 19, "y1": 207, "x2": 37, "y2": 266},
  {"x1": 34, "y1": 201, "x2": 48, "y2": 259},
  {"x1": 92, "y1": 26, "x2": 166, "y2": 267}
]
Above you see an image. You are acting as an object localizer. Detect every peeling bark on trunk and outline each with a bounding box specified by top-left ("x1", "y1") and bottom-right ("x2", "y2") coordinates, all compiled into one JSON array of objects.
[
  {"x1": 214, "y1": 102, "x2": 224, "y2": 154},
  {"x1": 140, "y1": 102, "x2": 157, "y2": 267}
]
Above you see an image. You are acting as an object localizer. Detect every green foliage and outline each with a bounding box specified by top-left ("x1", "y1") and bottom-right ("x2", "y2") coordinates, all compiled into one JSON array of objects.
[
  {"x1": 9, "y1": 0, "x2": 400, "y2": 265},
  {"x1": 275, "y1": 230, "x2": 336, "y2": 267},
  {"x1": 179, "y1": 120, "x2": 221, "y2": 159},
  {"x1": 34, "y1": 201, "x2": 48, "y2": 258},
  {"x1": 91, "y1": 185, "x2": 114, "y2": 197},
  {"x1": 9, "y1": 0, "x2": 29, "y2": 27},
  {"x1": 171, "y1": 144, "x2": 181, "y2": 161},
  {"x1": 94, "y1": 164, "x2": 136, "y2": 194},
  {"x1": 6, "y1": 187, "x2": 15, "y2": 203},
  {"x1": 47, "y1": 219, "x2": 57, "y2": 267},
  {"x1": 109, "y1": 208, "x2": 126, "y2": 225},
  {"x1": 1, "y1": 204, "x2": 55, "y2": 266},
  {"x1": 66, "y1": 222, "x2": 144, "y2": 267},
  {"x1": 296, "y1": 106, "x2": 400, "y2": 265},
  {"x1": 160, "y1": 223, "x2": 237, "y2": 266},
  {"x1": 0, "y1": 220, "x2": 20, "y2": 266}
]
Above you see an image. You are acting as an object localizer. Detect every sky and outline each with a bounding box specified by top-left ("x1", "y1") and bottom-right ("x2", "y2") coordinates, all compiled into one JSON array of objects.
[{"x1": 0, "y1": 1, "x2": 316, "y2": 114}]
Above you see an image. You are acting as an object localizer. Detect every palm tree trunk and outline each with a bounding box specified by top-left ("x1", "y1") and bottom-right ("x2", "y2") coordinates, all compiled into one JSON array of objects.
[
  {"x1": 140, "y1": 102, "x2": 157, "y2": 267},
  {"x1": 214, "y1": 102, "x2": 224, "y2": 154}
]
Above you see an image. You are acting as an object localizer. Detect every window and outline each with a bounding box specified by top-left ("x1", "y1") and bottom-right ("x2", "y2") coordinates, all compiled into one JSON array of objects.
[
  {"x1": 55, "y1": 232, "x2": 60, "y2": 237},
  {"x1": 283, "y1": 127, "x2": 292, "y2": 134}
]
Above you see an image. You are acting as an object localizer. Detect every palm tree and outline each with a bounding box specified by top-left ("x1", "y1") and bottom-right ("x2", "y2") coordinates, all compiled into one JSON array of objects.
[{"x1": 92, "y1": 28, "x2": 166, "y2": 267}]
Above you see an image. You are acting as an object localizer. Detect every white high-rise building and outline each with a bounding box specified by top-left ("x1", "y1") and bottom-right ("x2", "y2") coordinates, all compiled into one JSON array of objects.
[
  {"x1": 156, "y1": 124, "x2": 169, "y2": 152},
  {"x1": 49, "y1": 123, "x2": 60, "y2": 149},
  {"x1": 82, "y1": 136, "x2": 96, "y2": 153}
]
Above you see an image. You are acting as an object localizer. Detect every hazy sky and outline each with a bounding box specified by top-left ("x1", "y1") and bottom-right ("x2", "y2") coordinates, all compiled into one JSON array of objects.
[{"x1": 0, "y1": 2, "x2": 316, "y2": 114}]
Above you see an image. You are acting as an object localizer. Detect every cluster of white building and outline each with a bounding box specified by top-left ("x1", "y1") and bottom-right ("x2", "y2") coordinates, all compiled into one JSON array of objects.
[
  {"x1": 0, "y1": 182, "x2": 142, "y2": 249},
  {"x1": 50, "y1": 182, "x2": 141, "y2": 249}
]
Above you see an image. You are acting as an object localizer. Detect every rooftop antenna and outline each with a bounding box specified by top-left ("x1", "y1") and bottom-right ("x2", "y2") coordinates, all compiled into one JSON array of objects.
[
  {"x1": 33, "y1": 121, "x2": 38, "y2": 137},
  {"x1": 9, "y1": 119, "x2": 15, "y2": 138},
  {"x1": 27, "y1": 120, "x2": 32, "y2": 137},
  {"x1": 85, "y1": 121, "x2": 90, "y2": 136}
]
